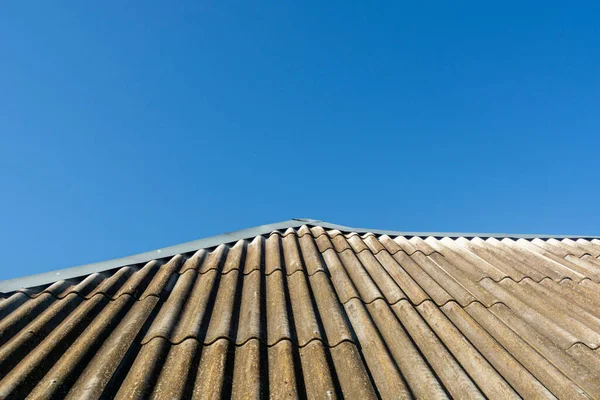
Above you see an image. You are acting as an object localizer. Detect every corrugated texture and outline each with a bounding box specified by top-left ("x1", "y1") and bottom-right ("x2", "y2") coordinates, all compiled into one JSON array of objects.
[{"x1": 1, "y1": 225, "x2": 600, "y2": 399}]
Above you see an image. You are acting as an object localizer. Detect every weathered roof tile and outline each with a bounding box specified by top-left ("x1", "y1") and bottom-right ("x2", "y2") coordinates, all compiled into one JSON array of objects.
[{"x1": 1, "y1": 223, "x2": 600, "y2": 398}]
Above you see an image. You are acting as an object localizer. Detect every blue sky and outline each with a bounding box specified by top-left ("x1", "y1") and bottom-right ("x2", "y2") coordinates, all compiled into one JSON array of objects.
[{"x1": 1, "y1": 2, "x2": 599, "y2": 280}]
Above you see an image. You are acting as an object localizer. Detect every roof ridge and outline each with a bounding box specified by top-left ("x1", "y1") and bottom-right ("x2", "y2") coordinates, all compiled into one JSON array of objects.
[{"x1": 1, "y1": 218, "x2": 598, "y2": 293}]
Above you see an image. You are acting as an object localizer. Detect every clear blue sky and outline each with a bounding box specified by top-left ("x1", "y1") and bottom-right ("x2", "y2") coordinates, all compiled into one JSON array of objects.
[{"x1": 1, "y1": 2, "x2": 599, "y2": 280}]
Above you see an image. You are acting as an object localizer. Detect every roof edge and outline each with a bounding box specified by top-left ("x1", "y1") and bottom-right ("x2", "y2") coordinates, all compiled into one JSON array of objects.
[
  {"x1": 1, "y1": 218, "x2": 598, "y2": 293},
  {"x1": 0, "y1": 219, "x2": 307, "y2": 293}
]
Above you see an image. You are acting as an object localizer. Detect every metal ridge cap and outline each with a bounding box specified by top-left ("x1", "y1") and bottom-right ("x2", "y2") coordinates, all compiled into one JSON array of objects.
[
  {"x1": 2, "y1": 217, "x2": 598, "y2": 293},
  {"x1": 316, "y1": 220, "x2": 600, "y2": 240},
  {"x1": 0, "y1": 219, "x2": 308, "y2": 293}
]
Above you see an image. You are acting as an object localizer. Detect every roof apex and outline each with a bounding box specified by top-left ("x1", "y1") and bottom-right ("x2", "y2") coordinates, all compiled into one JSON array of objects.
[{"x1": 1, "y1": 218, "x2": 598, "y2": 293}]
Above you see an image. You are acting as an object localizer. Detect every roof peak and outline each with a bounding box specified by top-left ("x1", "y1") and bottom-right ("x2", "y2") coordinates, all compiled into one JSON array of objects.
[{"x1": 1, "y1": 218, "x2": 598, "y2": 293}]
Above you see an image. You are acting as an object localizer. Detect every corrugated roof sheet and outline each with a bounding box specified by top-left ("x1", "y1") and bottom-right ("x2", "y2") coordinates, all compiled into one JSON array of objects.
[{"x1": 1, "y1": 223, "x2": 600, "y2": 399}]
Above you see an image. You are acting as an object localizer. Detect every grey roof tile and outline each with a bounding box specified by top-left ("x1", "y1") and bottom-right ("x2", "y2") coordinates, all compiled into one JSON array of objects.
[{"x1": 1, "y1": 220, "x2": 600, "y2": 398}]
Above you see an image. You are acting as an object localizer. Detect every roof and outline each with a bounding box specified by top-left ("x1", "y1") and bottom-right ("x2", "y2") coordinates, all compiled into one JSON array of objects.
[{"x1": 1, "y1": 219, "x2": 600, "y2": 398}]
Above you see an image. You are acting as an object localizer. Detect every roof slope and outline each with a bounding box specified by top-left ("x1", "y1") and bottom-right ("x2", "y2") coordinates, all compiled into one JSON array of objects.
[{"x1": 1, "y1": 221, "x2": 600, "y2": 399}]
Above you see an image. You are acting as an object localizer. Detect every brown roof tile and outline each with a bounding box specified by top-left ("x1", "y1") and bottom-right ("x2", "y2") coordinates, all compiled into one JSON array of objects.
[
  {"x1": 1, "y1": 222, "x2": 600, "y2": 398},
  {"x1": 576, "y1": 239, "x2": 600, "y2": 257},
  {"x1": 365, "y1": 300, "x2": 447, "y2": 399},
  {"x1": 442, "y1": 301, "x2": 555, "y2": 398},
  {"x1": 418, "y1": 300, "x2": 520, "y2": 399},
  {"x1": 465, "y1": 301, "x2": 589, "y2": 399}
]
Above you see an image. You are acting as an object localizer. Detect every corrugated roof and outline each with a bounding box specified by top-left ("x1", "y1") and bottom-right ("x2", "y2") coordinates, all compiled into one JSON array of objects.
[{"x1": 1, "y1": 221, "x2": 600, "y2": 399}]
